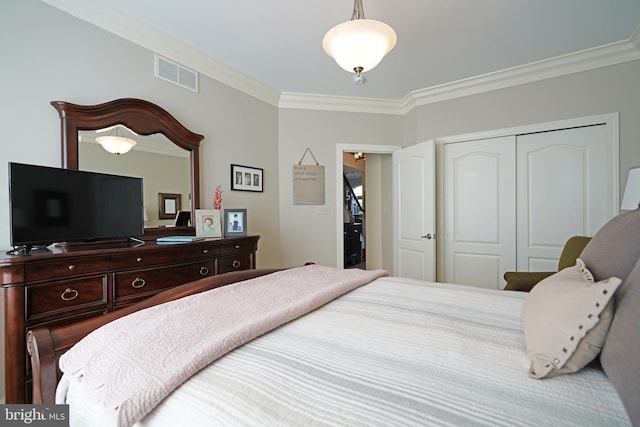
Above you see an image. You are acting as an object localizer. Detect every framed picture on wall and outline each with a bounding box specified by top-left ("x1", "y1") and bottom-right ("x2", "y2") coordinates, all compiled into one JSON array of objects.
[
  {"x1": 230, "y1": 164, "x2": 263, "y2": 192},
  {"x1": 224, "y1": 209, "x2": 247, "y2": 237}
]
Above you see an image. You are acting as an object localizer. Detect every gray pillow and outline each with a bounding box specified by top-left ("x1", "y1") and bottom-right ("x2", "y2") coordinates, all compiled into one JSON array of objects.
[
  {"x1": 601, "y1": 258, "x2": 640, "y2": 426},
  {"x1": 580, "y1": 209, "x2": 640, "y2": 286}
]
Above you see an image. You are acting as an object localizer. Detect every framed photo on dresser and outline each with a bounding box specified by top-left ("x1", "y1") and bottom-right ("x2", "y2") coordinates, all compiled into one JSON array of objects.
[
  {"x1": 195, "y1": 209, "x2": 222, "y2": 238},
  {"x1": 224, "y1": 209, "x2": 247, "y2": 237}
]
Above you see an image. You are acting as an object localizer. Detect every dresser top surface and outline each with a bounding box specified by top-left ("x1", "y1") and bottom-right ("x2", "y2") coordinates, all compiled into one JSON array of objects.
[{"x1": 0, "y1": 235, "x2": 260, "y2": 265}]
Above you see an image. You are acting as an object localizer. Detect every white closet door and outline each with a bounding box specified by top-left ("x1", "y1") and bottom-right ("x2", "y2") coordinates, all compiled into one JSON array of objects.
[
  {"x1": 443, "y1": 136, "x2": 516, "y2": 289},
  {"x1": 516, "y1": 124, "x2": 610, "y2": 272}
]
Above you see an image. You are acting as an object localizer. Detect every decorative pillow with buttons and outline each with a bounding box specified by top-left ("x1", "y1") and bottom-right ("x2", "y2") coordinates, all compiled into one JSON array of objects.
[{"x1": 522, "y1": 259, "x2": 621, "y2": 378}]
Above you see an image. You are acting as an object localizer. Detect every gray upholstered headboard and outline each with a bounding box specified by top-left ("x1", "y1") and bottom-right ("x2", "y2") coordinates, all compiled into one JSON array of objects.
[{"x1": 580, "y1": 209, "x2": 640, "y2": 426}]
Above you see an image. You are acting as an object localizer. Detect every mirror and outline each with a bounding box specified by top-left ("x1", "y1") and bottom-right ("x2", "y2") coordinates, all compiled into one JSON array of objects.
[
  {"x1": 52, "y1": 98, "x2": 204, "y2": 238},
  {"x1": 78, "y1": 128, "x2": 191, "y2": 228}
]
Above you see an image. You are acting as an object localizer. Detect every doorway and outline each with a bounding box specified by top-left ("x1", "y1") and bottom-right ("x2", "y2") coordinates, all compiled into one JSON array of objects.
[
  {"x1": 335, "y1": 144, "x2": 401, "y2": 271},
  {"x1": 343, "y1": 153, "x2": 366, "y2": 268}
]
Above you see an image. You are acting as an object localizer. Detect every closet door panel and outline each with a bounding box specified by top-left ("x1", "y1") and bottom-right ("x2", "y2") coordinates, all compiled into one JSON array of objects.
[
  {"x1": 516, "y1": 124, "x2": 610, "y2": 272},
  {"x1": 443, "y1": 136, "x2": 516, "y2": 289}
]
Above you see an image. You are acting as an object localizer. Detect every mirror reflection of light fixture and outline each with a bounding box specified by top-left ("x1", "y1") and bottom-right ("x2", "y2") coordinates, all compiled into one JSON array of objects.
[
  {"x1": 354, "y1": 152, "x2": 366, "y2": 162},
  {"x1": 323, "y1": 0, "x2": 397, "y2": 79},
  {"x1": 621, "y1": 167, "x2": 640, "y2": 210},
  {"x1": 95, "y1": 125, "x2": 137, "y2": 155}
]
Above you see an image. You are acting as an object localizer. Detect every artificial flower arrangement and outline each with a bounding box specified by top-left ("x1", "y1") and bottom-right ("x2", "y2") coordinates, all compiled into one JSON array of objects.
[{"x1": 213, "y1": 185, "x2": 223, "y2": 210}]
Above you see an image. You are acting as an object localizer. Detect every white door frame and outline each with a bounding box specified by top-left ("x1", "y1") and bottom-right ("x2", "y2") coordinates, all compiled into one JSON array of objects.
[{"x1": 336, "y1": 144, "x2": 402, "y2": 268}]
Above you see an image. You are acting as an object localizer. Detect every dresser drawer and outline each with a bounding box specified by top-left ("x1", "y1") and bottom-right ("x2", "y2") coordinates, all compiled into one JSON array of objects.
[
  {"x1": 25, "y1": 256, "x2": 110, "y2": 282},
  {"x1": 26, "y1": 276, "x2": 108, "y2": 321},
  {"x1": 114, "y1": 260, "x2": 215, "y2": 301},
  {"x1": 219, "y1": 239, "x2": 256, "y2": 257},
  {"x1": 218, "y1": 253, "x2": 253, "y2": 273},
  {"x1": 111, "y1": 244, "x2": 218, "y2": 270}
]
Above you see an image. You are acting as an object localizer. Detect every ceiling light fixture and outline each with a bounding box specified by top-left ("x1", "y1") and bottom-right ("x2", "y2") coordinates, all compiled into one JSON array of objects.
[
  {"x1": 95, "y1": 126, "x2": 137, "y2": 155},
  {"x1": 323, "y1": 0, "x2": 397, "y2": 79}
]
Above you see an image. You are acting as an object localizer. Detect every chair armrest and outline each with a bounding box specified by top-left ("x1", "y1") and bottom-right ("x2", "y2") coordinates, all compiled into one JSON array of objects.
[
  {"x1": 557, "y1": 236, "x2": 592, "y2": 270},
  {"x1": 503, "y1": 271, "x2": 555, "y2": 292}
]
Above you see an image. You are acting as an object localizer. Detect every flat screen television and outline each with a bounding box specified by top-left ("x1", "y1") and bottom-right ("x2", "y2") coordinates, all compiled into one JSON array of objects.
[{"x1": 8, "y1": 162, "x2": 144, "y2": 253}]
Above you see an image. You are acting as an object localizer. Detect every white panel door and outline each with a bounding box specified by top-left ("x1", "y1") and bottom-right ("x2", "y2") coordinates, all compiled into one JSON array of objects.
[
  {"x1": 392, "y1": 140, "x2": 435, "y2": 280},
  {"x1": 443, "y1": 136, "x2": 516, "y2": 289},
  {"x1": 516, "y1": 124, "x2": 611, "y2": 271}
]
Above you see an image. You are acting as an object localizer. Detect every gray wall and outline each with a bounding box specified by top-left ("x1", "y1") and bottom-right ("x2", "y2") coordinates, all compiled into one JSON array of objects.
[
  {"x1": 276, "y1": 60, "x2": 640, "y2": 270},
  {"x1": 408, "y1": 60, "x2": 640, "y2": 188},
  {"x1": 277, "y1": 109, "x2": 403, "y2": 267},
  {"x1": 0, "y1": 0, "x2": 281, "y2": 269}
]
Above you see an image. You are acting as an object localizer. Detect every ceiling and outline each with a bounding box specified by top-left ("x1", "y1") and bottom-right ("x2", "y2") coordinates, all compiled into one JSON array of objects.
[{"x1": 46, "y1": 0, "x2": 640, "y2": 102}]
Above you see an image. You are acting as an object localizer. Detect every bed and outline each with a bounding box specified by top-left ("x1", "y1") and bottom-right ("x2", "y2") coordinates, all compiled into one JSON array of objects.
[{"x1": 28, "y1": 211, "x2": 640, "y2": 427}]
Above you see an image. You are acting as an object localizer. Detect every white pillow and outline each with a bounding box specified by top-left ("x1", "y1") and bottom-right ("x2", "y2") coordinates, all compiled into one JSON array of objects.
[{"x1": 522, "y1": 259, "x2": 621, "y2": 378}]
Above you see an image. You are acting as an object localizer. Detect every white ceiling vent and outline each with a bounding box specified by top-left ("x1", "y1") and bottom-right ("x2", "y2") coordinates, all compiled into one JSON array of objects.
[{"x1": 154, "y1": 54, "x2": 199, "y2": 92}]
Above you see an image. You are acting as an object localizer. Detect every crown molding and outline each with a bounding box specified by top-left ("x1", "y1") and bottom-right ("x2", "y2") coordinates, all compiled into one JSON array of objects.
[
  {"x1": 281, "y1": 39, "x2": 640, "y2": 115},
  {"x1": 42, "y1": 0, "x2": 640, "y2": 115},
  {"x1": 400, "y1": 39, "x2": 640, "y2": 113},
  {"x1": 41, "y1": 0, "x2": 281, "y2": 107},
  {"x1": 631, "y1": 23, "x2": 640, "y2": 52},
  {"x1": 278, "y1": 92, "x2": 404, "y2": 115}
]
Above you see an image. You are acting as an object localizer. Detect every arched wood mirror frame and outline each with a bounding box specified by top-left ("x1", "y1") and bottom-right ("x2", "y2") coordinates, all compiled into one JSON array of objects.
[{"x1": 51, "y1": 98, "x2": 204, "y2": 238}]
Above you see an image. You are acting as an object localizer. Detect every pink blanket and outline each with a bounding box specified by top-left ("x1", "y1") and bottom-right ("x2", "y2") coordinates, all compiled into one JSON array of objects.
[{"x1": 58, "y1": 265, "x2": 387, "y2": 427}]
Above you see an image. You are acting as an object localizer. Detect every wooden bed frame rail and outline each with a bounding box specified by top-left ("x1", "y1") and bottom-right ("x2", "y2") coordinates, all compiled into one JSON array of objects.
[{"x1": 27, "y1": 269, "x2": 281, "y2": 404}]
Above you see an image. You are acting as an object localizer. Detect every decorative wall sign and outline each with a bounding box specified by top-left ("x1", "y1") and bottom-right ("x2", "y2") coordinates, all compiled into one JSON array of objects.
[{"x1": 293, "y1": 148, "x2": 325, "y2": 205}]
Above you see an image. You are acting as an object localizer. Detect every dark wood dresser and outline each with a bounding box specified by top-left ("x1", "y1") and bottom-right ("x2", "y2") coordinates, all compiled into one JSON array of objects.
[{"x1": 0, "y1": 235, "x2": 259, "y2": 403}]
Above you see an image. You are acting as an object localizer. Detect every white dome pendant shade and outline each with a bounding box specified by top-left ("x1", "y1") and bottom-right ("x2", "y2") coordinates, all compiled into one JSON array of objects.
[
  {"x1": 323, "y1": 0, "x2": 397, "y2": 77},
  {"x1": 95, "y1": 135, "x2": 137, "y2": 155},
  {"x1": 94, "y1": 125, "x2": 137, "y2": 155}
]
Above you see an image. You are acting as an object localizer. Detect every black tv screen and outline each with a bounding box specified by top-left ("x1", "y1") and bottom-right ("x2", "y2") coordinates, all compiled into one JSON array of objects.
[{"x1": 9, "y1": 162, "x2": 144, "y2": 251}]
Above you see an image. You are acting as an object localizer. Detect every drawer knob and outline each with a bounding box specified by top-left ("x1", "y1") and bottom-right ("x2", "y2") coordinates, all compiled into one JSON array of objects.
[
  {"x1": 199, "y1": 266, "x2": 209, "y2": 276},
  {"x1": 232, "y1": 260, "x2": 241, "y2": 269},
  {"x1": 235, "y1": 245, "x2": 241, "y2": 249},
  {"x1": 68, "y1": 265, "x2": 75, "y2": 271},
  {"x1": 131, "y1": 277, "x2": 146, "y2": 289},
  {"x1": 136, "y1": 257, "x2": 143, "y2": 263},
  {"x1": 61, "y1": 288, "x2": 79, "y2": 301},
  {"x1": 202, "y1": 249, "x2": 209, "y2": 254}
]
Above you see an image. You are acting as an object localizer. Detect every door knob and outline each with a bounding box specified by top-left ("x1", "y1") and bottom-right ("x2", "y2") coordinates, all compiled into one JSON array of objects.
[{"x1": 421, "y1": 234, "x2": 435, "y2": 239}]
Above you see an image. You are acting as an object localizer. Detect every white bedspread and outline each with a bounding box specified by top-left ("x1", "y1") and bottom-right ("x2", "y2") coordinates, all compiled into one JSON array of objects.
[
  {"x1": 61, "y1": 277, "x2": 631, "y2": 427},
  {"x1": 58, "y1": 265, "x2": 386, "y2": 427}
]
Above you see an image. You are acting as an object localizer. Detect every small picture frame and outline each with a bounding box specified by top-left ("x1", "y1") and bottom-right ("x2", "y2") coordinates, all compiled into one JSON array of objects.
[
  {"x1": 158, "y1": 193, "x2": 181, "y2": 219},
  {"x1": 195, "y1": 209, "x2": 222, "y2": 238},
  {"x1": 174, "y1": 210, "x2": 191, "y2": 227},
  {"x1": 224, "y1": 209, "x2": 247, "y2": 237},
  {"x1": 231, "y1": 164, "x2": 263, "y2": 192}
]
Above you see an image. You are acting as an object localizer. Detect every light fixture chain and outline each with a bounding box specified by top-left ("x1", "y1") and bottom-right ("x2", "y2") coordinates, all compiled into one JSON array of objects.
[{"x1": 351, "y1": 0, "x2": 365, "y2": 20}]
